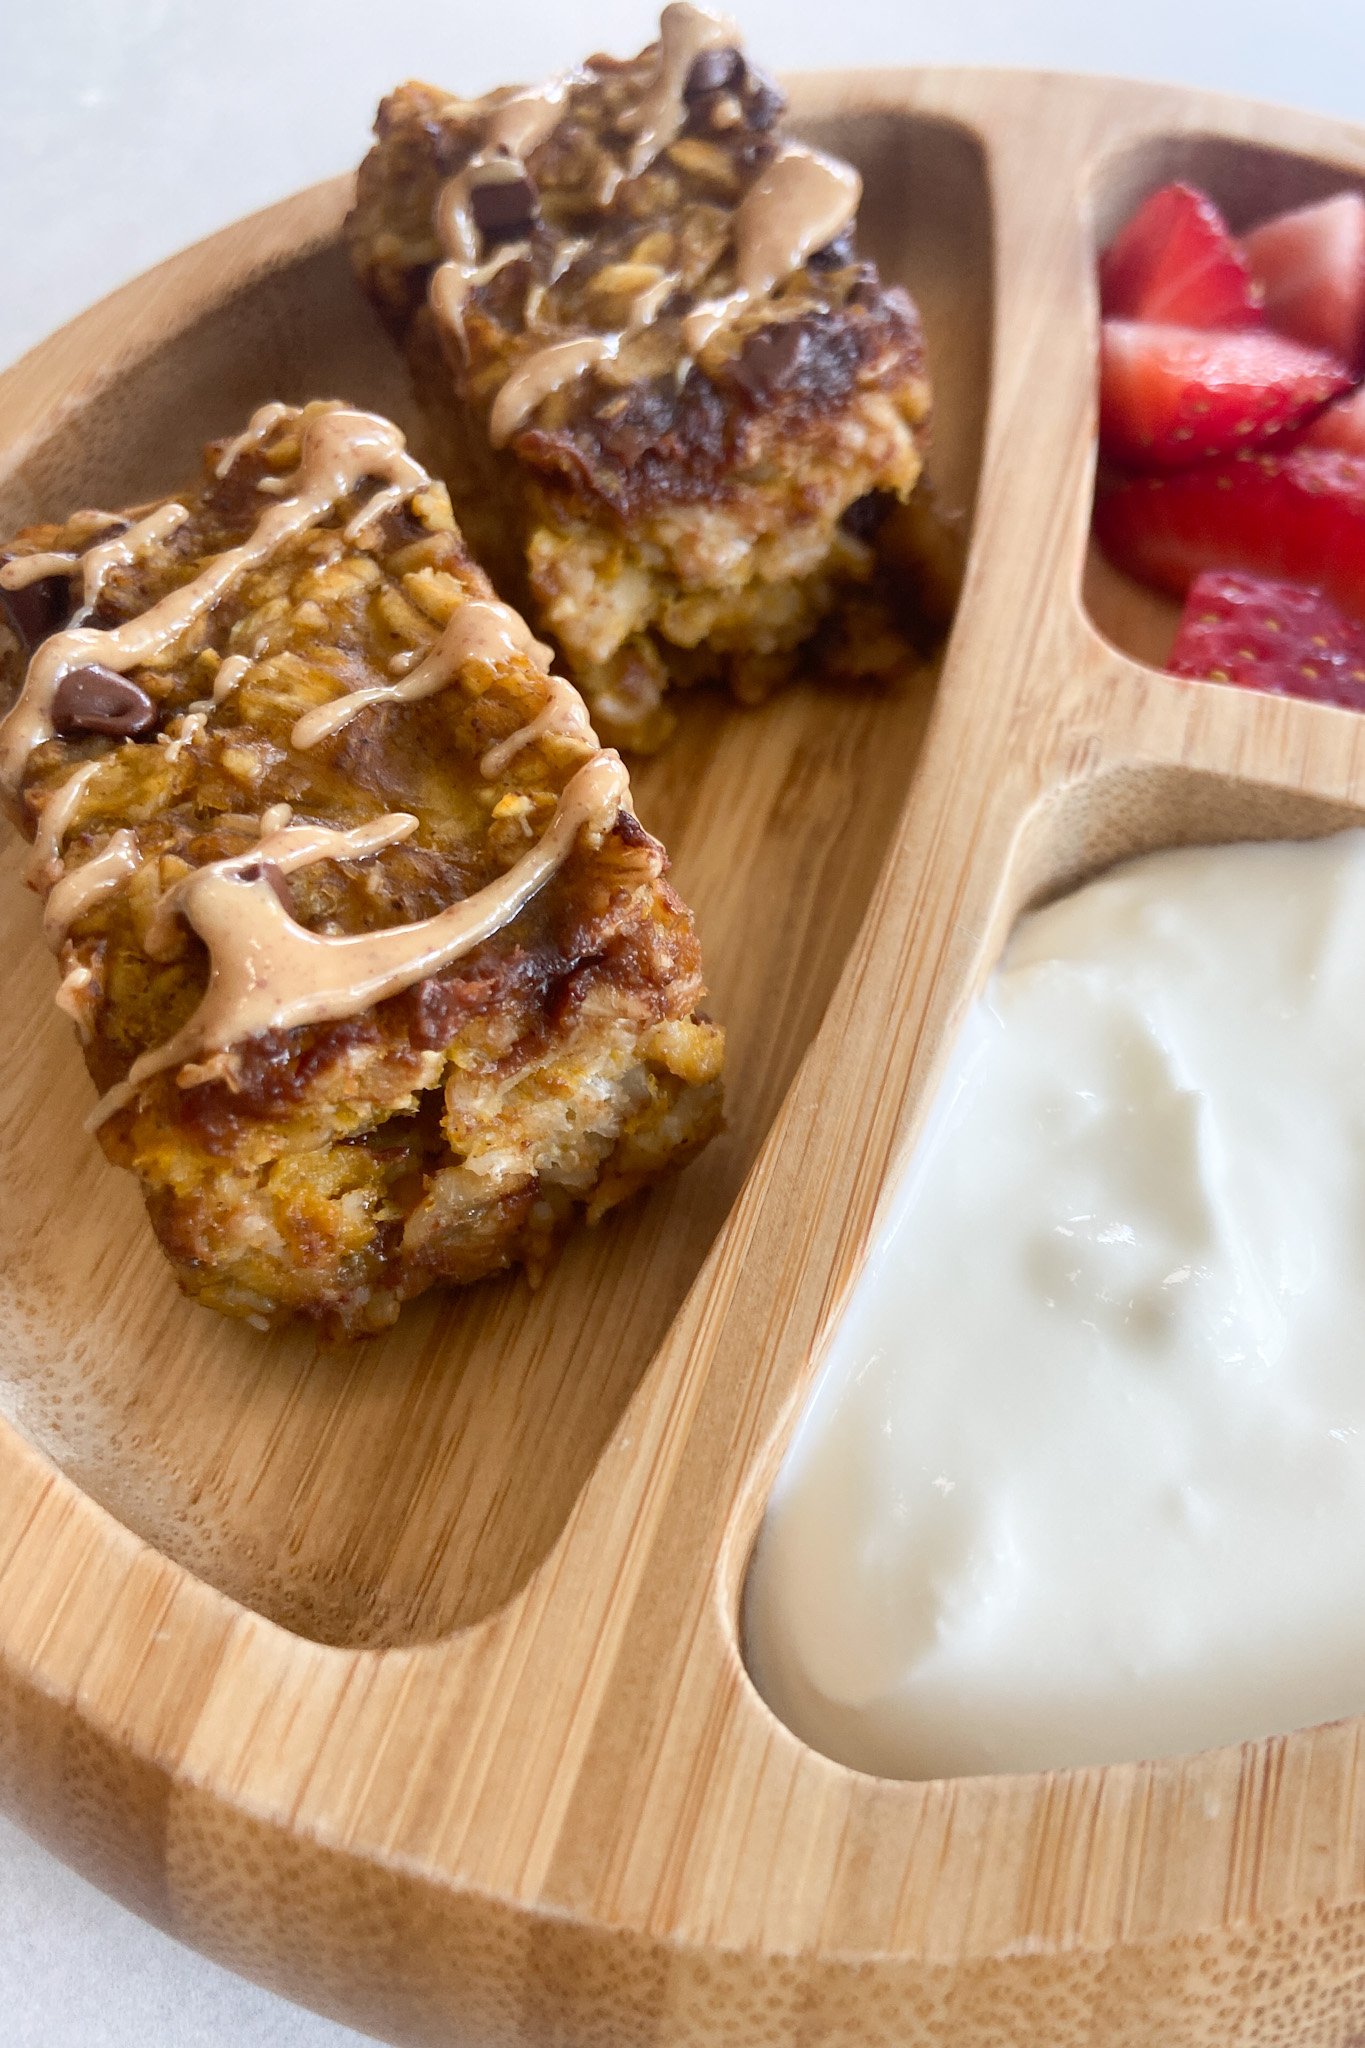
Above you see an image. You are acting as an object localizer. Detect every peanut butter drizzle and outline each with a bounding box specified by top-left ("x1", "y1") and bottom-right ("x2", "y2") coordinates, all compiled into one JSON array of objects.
[
  {"x1": 622, "y1": 2, "x2": 737, "y2": 173},
  {"x1": 1, "y1": 550, "x2": 77, "y2": 590},
  {"x1": 138, "y1": 812, "x2": 419, "y2": 963},
  {"x1": 54, "y1": 959, "x2": 93, "y2": 1028},
  {"x1": 89, "y1": 751, "x2": 630, "y2": 1129},
  {"x1": 479, "y1": 672, "x2": 595, "y2": 776},
  {"x1": 489, "y1": 333, "x2": 623, "y2": 446},
  {"x1": 26, "y1": 760, "x2": 102, "y2": 888},
  {"x1": 214, "y1": 402, "x2": 293, "y2": 480},
  {"x1": 472, "y1": 24, "x2": 862, "y2": 440},
  {"x1": 290, "y1": 596, "x2": 557, "y2": 750},
  {"x1": 1, "y1": 502, "x2": 188, "y2": 628},
  {"x1": 491, "y1": 266, "x2": 683, "y2": 442},
  {"x1": 78, "y1": 503, "x2": 191, "y2": 610},
  {"x1": 0, "y1": 507, "x2": 129, "y2": 591},
  {"x1": 429, "y1": 75, "x2": 577, "y2": 332},
  {"x1": 43, "y1": 829, "x2": 139, "y2": 947},
  {"x1": 0, "y1": 405, "x2": 428, "y2": 796},
  {"x1": 212, "y1": 653, "x2": 252, "y2": 704},
  {"x1": 429, "y1": 242, "x2": 523, "y2": 334},
  {"x1": 428, "y1": 7, "x2": 736, "y2": 429},
  {"x1": 343, "y1": 481, "x2": 407, "y2": 544},
  {"x1": 684, "y1": 142, "x2": 862, "y2": 352},
  {"x1": 490, "y1": 268, "x2": 680, "y2": 443}
]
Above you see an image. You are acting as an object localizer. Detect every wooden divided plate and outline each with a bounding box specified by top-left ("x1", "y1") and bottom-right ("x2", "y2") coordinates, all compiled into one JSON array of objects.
[{"x1": 2, "y1": 63, "x2": 1365, "y2": 2048}]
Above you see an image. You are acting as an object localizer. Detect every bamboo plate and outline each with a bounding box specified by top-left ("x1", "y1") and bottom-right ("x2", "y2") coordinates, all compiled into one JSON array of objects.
[{"x1": 3, "y1": 61, "x2": 1365, "y2": 2048}]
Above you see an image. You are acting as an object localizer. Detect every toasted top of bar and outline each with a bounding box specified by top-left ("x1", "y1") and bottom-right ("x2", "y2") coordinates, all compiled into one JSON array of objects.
[
  {"x1": 0, "y1": 402, "x2": 708, "y2": 1158},
  {"x1": 347, "y1": 5, "x2": 928, "y2": 522}
]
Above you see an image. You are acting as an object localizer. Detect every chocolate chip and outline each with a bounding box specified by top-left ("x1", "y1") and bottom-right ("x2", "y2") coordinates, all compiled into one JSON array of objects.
[
  {"x1": 377, "y1": 499, "x2": 430, "y2": 551},
  {"x1": 742, "y1": 67, "x2": 785, "y2": 130},
  {"x1": 847, "y1": 263, "x2": 882, "y2": 309},
  {"x1": 841, "y1": 492, "x2": 891, "y2": 542},
  {"x1": 809, "y1": 228, "x2": 856, "y2": 271},
  {"x1": 471, "y1": 173, "x2": 539, "y2": 243},
  {"x1": 684, "y1": 46, "x2": 745, "y2": 99},
  {"x1": 51, "y1": 665, "x2": 157, "y2": 740},
  {"x1": 0, "y1": 571, "x2": 72, "y2": 652},
  {"x1": 729, "y1": 323, "x2": 808, "y2": 400}
]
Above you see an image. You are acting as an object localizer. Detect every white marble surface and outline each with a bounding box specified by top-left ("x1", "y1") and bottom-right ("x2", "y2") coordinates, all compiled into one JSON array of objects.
[{"x1": 1, "y1": 1, "x2": 1360, "y2": 2042}]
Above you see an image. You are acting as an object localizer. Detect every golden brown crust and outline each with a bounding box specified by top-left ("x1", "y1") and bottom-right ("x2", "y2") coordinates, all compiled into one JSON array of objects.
[
  {"x1": 346, "y1": 35, "x2": 933, "y2": 748},
  {"x1": 1, "y1": 404, "x2": 724, "y2": 1335}
]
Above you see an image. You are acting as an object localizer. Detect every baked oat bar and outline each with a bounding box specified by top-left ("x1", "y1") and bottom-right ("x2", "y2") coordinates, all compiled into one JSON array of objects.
[
  {"x1": 0, "y1": 399, "x2": 724, "y2": 1336},
  {"x1": 347, "y1": 4, "x2": 931, "y2": 749}
]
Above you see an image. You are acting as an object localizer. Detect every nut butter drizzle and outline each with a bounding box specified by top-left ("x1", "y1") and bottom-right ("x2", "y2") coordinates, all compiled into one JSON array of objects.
[
  {"x1": 76, "y1": 503, "x2": 191, "y2": 613},
  {"x1": 27, "y1": 760, "x2": 103, "y2": 888},
  {"x1": 139, "y1": 812, "x2": 422, "y2": 962},
  {"x1": 0, "y1": 513, "x2": 126, "y2": 591},
  {"x1": 429, "y1": 3, "x2": 731, "y2": 440},
  {"x1": 488, "y1": 269, "x2": 680, "y2": 446},
  {"x1": 212, "y1": 652, "x2": 252, "y2": 704},
  {"x1": 44, "y1": 830, "x2": 139, "y2": 946},
  {"x1": 90, "y1": 751, "x2": 629, "y2": 1128},
  {"x1": 428, "y1": 73, "x2": 579, "y2": 335},
  {"x1": 0, "y1": 503, "x2": 189, "y2": 613},
  {"x1": 214, "y1": 402, "x2": 293, "y2": 480},
  {"x1": 0, "y1": 404, "x2": 427, "y2": 796},
  {"x1": 683, "y1": 142, "x2": 862, "y2": 352},
  {"x1": 290, "y1": 595, "x2": 558, "y2": 749},
  {"x1": 1, "y1": 550, "x2": 79, "y2": 590},
  {"x1": 429, "y1": 4, "x2": 864, "y2": 441},
  {"x1": 7, "y1": 398, "x2": 630, "y2": 1121},
  {"x1": 621, "y1": 0, "x2": 738, "y2": 173},
  {"x1": 479, "y1": 670, "x2": 594, "y2": 776}
]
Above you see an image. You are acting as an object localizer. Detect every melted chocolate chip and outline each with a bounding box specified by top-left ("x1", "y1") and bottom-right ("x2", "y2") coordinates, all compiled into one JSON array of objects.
[
  {"x1": 471, "y1": 173, "x2": 539, "y2": 243},
  {"x1": 841, "y1": 492, "x2": 891, "y2": 542},
  {"x1": 809, "y1": 228, "x2": 856, "y2": 271},
  {"x1": 729, "y1": 323, "x2": 808, "y2": 400},
  {"x1": 684, "y1": 45, "x2": 745, "y2": 99},
  {"x1": 742, "y1": 66, "x2": 785, "y2": 130},
  {"x1": 613, "y1": 808, "x2": 653, "y2": 851},
  {"x1": 50, "y1": 665, "x2": 157, "y2": 740},
  {"x1": 0, "y1": 570, "x2": 72, "y2": 652},
  {"x1": 592, "y1": 379, "x2": 681, "y2": 468},
  {"x1": 847, "y1": 266, "x2": 882, "y2": 308},
  {"x1": 377, "y1": 499, "x2": 430, "y2": 552}
]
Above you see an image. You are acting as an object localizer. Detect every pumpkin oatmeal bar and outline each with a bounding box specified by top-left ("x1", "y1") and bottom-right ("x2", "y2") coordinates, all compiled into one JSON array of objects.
[
  {"x1": 0, "y1": 399, "x2": 724, "y2": 1336},
  {"x1": 346, "y1": 3, "x2": 932, "y2": 750}
]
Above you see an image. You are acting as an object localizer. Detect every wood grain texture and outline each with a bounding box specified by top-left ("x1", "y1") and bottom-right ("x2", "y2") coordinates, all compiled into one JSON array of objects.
[{"x1": 2, "y1": 65, "x2": 1365, "y2": 2048}]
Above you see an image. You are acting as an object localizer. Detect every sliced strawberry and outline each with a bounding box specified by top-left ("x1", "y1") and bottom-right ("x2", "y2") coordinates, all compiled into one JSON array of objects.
[
  {"x1": 1099, "y1": 321, "x2": 1350, "y2": 468},
  {"x1": 1099, "y1": 183, "x2": 1263, "y2": 328},
  {"x1": 1304, "y1": 384, "x2": 1365, "y2": 455},
  {"x1": 1243, "y1": 191, "x2": 1365, "y2": 370},
  {"x1": 1093, "y1": 448, "x2": 1365, "y2": 618},
  {"x1": 1168, "y1": 569, "x2": 1365, "y2": 709}
]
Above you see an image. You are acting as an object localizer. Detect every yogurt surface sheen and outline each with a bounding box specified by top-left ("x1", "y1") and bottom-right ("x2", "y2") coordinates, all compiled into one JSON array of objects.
[{"x1": 746, "y1": 829, "x2": 1365, "y2": 1778}]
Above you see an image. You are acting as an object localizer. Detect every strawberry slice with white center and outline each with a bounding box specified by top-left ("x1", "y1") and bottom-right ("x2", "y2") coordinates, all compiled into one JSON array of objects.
[
  {"x1": 1093, "y1": 448, "x2": 1365, "y2": 617},
  {"x1": 1099, "y1": 183, "x2": 1263, "y2": 328},
  {"x1": 1168, "y1": 568, "x2": 1365, "y2": 709},
  {"x1": 1304, "y1": 384, "x2": 1365, "y2": 455},
  {"x1": 1099, "y1": 321, "x2": 1351, "y2": 468},
  {"x1": 1243, "y1": 192, "x2": 1365, "y2": 371}
]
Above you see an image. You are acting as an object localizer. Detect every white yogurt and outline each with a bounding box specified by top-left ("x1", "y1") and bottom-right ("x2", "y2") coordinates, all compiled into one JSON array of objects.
[{"x1": 746, "y1": 829, "x2": 1365, "y2": 1778}]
